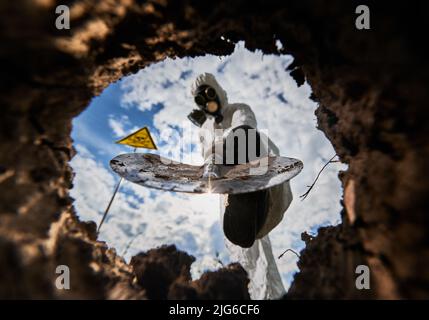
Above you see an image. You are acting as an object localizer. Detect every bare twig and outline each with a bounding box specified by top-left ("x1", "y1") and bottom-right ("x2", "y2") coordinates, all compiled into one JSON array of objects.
[
  {"x1": 215, "y1": 251, "x2": 224, "y2": 267},
  {"x1": 299, "y1": 154, "x2": 338, "y2": 201},
  {"x1": 278, "y1": 248, "x2": 300, "y2": 260},
  {"x1": 121, "y1": 231, "x2": 144, "y2": 257}
]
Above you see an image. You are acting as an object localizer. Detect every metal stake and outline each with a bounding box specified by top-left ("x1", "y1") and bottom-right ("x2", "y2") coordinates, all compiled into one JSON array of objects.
[{"x1": 97, "y1": 148, "x2": 136, "y2": 233}]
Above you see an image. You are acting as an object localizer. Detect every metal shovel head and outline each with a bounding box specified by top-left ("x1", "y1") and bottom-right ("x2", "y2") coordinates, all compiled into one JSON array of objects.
[{"x1": 110, "y1": 153, "x2": 303, "y2": 194}]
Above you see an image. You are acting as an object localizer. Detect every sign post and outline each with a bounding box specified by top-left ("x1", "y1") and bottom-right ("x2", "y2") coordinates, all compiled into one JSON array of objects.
[{"x1": 97, "y1": 126, "x2": 157, "y2": 233}]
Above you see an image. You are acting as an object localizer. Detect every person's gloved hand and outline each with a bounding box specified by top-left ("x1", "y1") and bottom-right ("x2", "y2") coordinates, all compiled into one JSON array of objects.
[
  {"x1": 202, "y1": 152, "x2": 223, "y2": 179},
  {"x1": 202, "y1": 162, "x2": 221, "y2": 179}
]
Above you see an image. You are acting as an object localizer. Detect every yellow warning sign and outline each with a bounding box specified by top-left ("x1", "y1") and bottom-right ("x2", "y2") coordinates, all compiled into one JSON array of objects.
[{"x1": 115, "y1": 127, "x2": 157, "y2": 149}]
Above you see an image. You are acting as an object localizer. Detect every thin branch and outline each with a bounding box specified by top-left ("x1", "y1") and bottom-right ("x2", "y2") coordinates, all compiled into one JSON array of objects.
[
  {"x1": 299, "y1": 154, "x2": 338, "y2": 201},
  {"x1": 278, "y1": 248, "x2": 300, "y2": 260},
  {"x1": 121, "y1": 231, "x2": 144, "y2": 257},
  {"x1": 215, "y1": 251, "x2": 224, "y2": 267}
]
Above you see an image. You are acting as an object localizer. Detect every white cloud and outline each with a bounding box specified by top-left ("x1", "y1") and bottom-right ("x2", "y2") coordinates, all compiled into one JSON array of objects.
[
  {"x1": 108, "y1": 115, "x2": 128, "y2": 138},
  {"x1": 70, "y1": 147, "x2": 117, "y2": 223},
  {"x1": 72, "y1": 118, "x2": 125, "y2": 157}
]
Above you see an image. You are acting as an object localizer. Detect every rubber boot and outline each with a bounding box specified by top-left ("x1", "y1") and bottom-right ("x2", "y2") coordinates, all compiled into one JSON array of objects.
[{"x1": 223, "y1": 189, "x2": 269, "y2": 248}]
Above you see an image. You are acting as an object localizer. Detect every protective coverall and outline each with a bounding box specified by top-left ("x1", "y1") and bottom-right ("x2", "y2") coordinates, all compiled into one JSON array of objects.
[{"x1": 190, "y1": 73, "x2": 293, "y2": 299}]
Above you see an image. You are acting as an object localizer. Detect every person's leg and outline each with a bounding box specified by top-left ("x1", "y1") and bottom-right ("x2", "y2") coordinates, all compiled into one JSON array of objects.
[
  {"x1": 222, "y1": 125, "x2": 269, "y2": 248},
  {"x1": 223, "y1": 190, "x2": 268, "y2": 248}
]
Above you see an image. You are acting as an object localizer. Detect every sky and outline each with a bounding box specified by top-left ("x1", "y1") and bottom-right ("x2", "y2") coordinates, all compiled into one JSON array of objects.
[{"x1": 70, "y1": 41, "x2": 346, "y2": 291}]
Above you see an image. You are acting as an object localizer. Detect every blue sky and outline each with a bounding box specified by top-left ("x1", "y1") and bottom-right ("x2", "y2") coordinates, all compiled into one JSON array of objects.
[{"x1": 70, "y1": 41, "x2": 346, "y2": 291}]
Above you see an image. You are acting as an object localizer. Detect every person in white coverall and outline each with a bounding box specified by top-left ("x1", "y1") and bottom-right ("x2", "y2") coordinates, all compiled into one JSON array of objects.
[{"x1": 188, "y1": 73, "x2": 293, "y2": 299}]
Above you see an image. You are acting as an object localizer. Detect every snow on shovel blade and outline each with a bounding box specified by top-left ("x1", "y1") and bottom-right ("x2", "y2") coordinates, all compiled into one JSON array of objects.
[{"x1": 110, "y1": 153, "x2": 303, "y2": 194}]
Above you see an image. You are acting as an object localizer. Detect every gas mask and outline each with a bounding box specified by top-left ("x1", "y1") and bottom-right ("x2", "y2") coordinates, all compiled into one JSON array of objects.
[{"x1": 188, "y1": 85, "x2": 223, "y2": 127}]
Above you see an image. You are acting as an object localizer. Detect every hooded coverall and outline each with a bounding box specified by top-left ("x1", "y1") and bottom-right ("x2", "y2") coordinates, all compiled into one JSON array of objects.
[{"x1": 191, "y1": 73, "x2": 292, "y2": 299}]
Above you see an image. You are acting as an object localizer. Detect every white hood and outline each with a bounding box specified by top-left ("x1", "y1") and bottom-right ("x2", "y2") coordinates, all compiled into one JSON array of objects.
[{"x1": 191, "y1": 73, "x2": 228, "y2": 110}]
